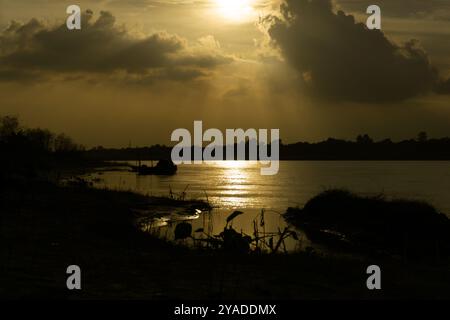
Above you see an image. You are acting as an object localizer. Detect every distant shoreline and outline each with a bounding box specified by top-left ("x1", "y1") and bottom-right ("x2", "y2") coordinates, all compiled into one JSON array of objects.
[{"x1": 84, "y1": 136, "x2": 450, "y2": 161}]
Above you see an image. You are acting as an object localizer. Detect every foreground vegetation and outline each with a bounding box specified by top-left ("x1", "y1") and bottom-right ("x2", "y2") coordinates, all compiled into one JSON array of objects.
[
  {"x1": 285, "y1": 189, "x2": 450, "y2": 262},
  {"x1": 2, "y1": 177, "x2": 450, "y2": 299}
]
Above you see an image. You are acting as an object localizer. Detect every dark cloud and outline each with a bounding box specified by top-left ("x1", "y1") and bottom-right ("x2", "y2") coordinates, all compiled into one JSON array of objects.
[
  {"x1": 0, "y1": 10, "x2": 231, "y2": 83},
  {"x1": 436, "y1": 78, "x2": 450, "y2": 94},
  {"x1": 0, "y1": 68, "x2": 43, "y2": 83},
  {"x1": 264, "y1": 0, "x2": 449, "y2": 103}
]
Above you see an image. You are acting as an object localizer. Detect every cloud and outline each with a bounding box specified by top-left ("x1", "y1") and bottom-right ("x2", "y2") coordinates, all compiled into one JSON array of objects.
[
  {"x1": 263, "y1": 0, "x2": 449, "y2": 103},
  {"x1": 0, "y1": 10, "x2": 232, "y2": 84}
]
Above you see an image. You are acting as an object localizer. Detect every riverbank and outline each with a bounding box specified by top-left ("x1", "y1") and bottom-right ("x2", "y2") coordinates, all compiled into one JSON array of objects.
[
  {"x1": 1, "y1": 177, "x2": 450, "y2": 299},
  {"x1": 285, "y1": 189, "x2": 450, "y2": 261}
]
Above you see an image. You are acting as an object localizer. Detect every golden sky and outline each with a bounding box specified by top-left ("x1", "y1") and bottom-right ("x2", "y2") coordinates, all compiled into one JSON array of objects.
[{"x1": 0, "y1": 0, "x2": 450, "y2": 147}]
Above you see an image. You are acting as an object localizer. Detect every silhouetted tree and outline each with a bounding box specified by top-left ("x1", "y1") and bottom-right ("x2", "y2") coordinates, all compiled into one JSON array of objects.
[
  {"x1": 25, "y1": 128, "x2": 55, "y2": 151},
  {"x1": 356, "y1": 134, "x2": 373, "y2": 144},
  {"x1": 417, "y1": 131, "x2": 428, "y2": 143},
  {"x1": 0, "y1": 115, "x2": 20, "y2": 140},
  {"x1": 54, "y1": 133, "x2": 83, "y2": 153}
]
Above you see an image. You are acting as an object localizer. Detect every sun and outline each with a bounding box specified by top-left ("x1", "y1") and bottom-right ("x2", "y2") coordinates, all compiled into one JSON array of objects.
[{"x1": 214, "y1": 0, "x2": 256, "y2": 23}]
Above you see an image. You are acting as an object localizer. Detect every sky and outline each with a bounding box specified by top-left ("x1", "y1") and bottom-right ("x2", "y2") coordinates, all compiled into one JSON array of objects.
[{"x1": 0, "y1": 0, "x2": 450, "y2": 147}]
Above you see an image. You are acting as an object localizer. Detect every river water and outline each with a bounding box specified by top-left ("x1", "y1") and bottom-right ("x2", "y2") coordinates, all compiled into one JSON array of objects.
[{"x1": 86, "y1": 161, "x2": 450, "y2": 252}]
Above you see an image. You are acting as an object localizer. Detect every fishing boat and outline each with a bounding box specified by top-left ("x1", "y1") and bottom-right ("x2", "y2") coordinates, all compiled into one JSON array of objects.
[{"x1": 130, "y1": 159, "x2": 177, "y2": 176}]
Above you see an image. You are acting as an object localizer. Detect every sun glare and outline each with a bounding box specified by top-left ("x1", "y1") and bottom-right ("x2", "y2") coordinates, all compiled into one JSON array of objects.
[{"x1": 214, "y1": 0, "x2": 256, "y2": 23}]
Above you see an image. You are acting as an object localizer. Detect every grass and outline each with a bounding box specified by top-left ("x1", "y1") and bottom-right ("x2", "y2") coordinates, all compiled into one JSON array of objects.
[{"x1": 284, "y1": 189, "x2": 450, "y2": 262}]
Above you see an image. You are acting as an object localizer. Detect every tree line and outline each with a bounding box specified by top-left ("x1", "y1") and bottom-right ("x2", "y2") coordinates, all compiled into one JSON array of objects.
[
  {"x1": 0, "y1": 115, "x2": 84, "y2": 179},
  {"x1": 86, "y1": 132, "x2": 450, "y2": 161}
]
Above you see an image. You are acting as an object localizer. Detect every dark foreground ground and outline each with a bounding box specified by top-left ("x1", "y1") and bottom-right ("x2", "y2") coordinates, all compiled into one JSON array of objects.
[{"x1": 1, "y1": 179, "x2": 450, "y2": 300}]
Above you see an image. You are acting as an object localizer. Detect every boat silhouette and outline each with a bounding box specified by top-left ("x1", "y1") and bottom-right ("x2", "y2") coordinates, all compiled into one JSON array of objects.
[{"x1": 130, "y1": 159, "x2": 177, "y2": 176}]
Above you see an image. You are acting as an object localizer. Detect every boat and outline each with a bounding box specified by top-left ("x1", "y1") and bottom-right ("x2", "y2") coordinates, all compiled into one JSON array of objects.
[{"x1": 130, "y1": 159, "x2": 178, "y2": 176}]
